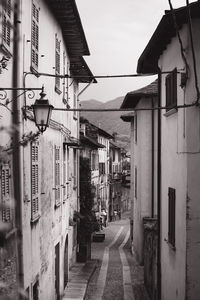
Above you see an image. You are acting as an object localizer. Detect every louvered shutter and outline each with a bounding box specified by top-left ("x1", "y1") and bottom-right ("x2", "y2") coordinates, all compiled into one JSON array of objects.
[
  {"x1": 168, "y1": 187, "x2": 176, "y2": 247},
  {"x1": 63, "y1": 149, "x2": 66, "y2": 198},
  {"x1": 1, "y1": 164, "x2": 11, "y2": 222},
  {"x1": 55, "y1": 146, "x2": 60, "y2": 205},
  {"x1": 166, "y1": 69, "x2": 177, "y2": 111},
  {"x1": 55, "y1": 35, "x2": 61, "y2": 90},
  {"x1": 31, "y1": 143, "x2": 39, "y2": 220},
  {"x1": 31, "y1": 1, "x2": 39, "y2": 71},
  {"x1": 2, "y1": 0, "x2": 12, "y2": 51}
]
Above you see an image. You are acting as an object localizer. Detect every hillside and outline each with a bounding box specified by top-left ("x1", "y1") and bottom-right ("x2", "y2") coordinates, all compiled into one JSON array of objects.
[{"x1": 80, "y1": 97, "x2": 131, "y2": 150}]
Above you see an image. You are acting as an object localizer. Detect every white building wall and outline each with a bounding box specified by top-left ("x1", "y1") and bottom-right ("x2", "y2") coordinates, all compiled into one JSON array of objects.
[
  {"x1": 133, "y1": 98, "x2": 156, "y2": 264},
  {"x1": 158, "y1": 25, "x2": 188, "y2": 300},
  {"x1": 15, "y1": 0, "x2": 80, "y2": 298}
]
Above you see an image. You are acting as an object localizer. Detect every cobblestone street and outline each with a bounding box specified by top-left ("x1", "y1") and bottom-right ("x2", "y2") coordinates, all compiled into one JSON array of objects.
[{"x1": 85, "y1": 211, "x2": 149, "y2": 300}]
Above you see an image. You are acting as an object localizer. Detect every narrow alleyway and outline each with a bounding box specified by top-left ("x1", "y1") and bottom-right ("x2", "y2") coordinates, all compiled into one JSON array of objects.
[{"x1": 85, "y1": 211, "x2": 149, "y2": 300}]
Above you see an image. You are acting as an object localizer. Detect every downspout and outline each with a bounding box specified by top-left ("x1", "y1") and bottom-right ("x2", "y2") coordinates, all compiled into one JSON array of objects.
[
  {"x1": 157, "y1": 70, "x2": 162, "y2": 300},
  {"x1": 12, "y1": 0, "x2": 24, "y2": 298},
  {"x1": 151, "y1": 97, "x2": 155, "y2": 218}
]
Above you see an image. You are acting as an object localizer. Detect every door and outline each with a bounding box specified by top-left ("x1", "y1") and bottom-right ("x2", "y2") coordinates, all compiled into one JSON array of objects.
[{"x1": 55, "y1": 243, "x2": 60, "y2": 300}]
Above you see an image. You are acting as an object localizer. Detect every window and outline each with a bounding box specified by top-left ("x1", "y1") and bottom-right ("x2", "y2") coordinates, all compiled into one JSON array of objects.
[
  {"x1": 55, "y1": 34, "x2": 61, "y2": 93},
  {"x1": 134, "y1": 114, "x2": 137, "y2": 143},
  {"x1": 1, "y1": 164, "x2": 11, "y2": 223},
  {"x1": 99, "y1": 162, "x2": 105, "y2": 175},
  {"x1": 63, "y1": 147, "x2": 66, "y2": 200},
  {"x1": 32, "y1": 278, "x2": 39, "y2": 300},
  {"x1": 91, "y1": 151, "x2": 97, "y2": 170},
  {"x1": 31, "y1": 142, "x2": 39, "y2": 220},
  {"x1": 73, "y1": 149, "x2": 77, "y2": 188},
  {"x1": 168, "y1": 187, "x2": 176, "y2": 248},
  {"x1": 166, "y1": 69, "x2": 177, "y2": 111},
  {"x1": 55, "y1": 146, "x2": 61, "y2": 206},
  {"x1": 1, "y1": 0, "x2": 12, "y2": 54},
  {"x1": 31, "y1": 0, "x2": 39, "y2": 72},
  {"x1": 73, "y1": 85, "x2": 77, "y2": 119},
  {"x1": 134, "y1": 167, "x2": 137, "y2": 198}
]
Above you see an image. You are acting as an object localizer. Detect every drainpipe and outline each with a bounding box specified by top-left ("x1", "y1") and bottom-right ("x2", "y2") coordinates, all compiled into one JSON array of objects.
[
  {"x1": 157, "y1": 70, "x2": 162, "y2": 300},
  {"x1": 151, "y1": 97, "x2": 155, "y2": 218},
  {"x1": 12, "y1": 0, "x2": 24, "y2": 298}
]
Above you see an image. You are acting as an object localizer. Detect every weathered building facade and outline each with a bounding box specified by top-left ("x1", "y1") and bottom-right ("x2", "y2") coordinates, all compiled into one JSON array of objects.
[
  {"x1": 136, "y1": 2, "x2": 200, "y2": 299},
  {"x1": 0, "y1": 0, "x2": 95, "y2": 299}
]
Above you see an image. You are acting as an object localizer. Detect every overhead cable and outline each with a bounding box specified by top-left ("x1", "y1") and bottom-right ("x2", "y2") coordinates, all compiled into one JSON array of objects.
[{"x1": 52, "y1": 102, "x2": 196, "y2": 112}]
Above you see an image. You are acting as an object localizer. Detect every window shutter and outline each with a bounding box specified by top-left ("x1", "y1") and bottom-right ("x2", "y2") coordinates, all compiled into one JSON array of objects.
[
  {"x1": 31, "y1": 1, "x2": 39, "y2": 71},
  {"x1": 166, "y1": 69, "x2": 177, "y2": 111},
  {"x1": 1, "y1": 0, "x2": 12, "y2": 52},
  {"x1": 168, "y1": 187, "x2": 176, "y2": 247},
  {"x1": 55, "y1": 35, "x2": 61, "y2": 90},
  {"x1": 55, "y1": 146, "x2": 60, "y2": 205},
  {"x1": 31, "y1": 143, "x2": 39, "y2": 220},
  {"x1": 1, "y1": 164, "x2": 11, "y2": 222},
  {"x1": 134, "y1": 167, "x2": 137, "y2": 198}
]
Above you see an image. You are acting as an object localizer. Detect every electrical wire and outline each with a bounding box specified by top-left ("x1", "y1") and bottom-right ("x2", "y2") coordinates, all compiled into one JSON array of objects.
[{"x1": 52, "y1": 102, "x2": 196, "y2": 112}]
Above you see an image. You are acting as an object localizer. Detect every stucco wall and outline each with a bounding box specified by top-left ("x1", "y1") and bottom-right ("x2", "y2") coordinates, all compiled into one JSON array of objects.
[
  {"x1": 133, "y1": 98, "x2": 157, "y2": 264},
  {"x1": 158, "y1": 25, "x2": 187, "y2": 300}
]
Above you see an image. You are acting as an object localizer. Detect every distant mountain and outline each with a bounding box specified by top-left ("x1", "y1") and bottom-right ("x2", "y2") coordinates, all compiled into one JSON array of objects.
[{"x1": 80, "y1": 97, "x2": 130, "y2": 150}]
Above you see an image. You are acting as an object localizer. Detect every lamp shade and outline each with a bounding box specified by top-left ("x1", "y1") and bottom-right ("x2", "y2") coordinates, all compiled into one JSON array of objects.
[{"x1": 32, "y1": 90, "x2": 54, "y2": 133}]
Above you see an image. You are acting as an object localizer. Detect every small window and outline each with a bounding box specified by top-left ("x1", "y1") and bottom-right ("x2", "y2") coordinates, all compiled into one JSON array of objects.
[
  {"x1": 168, "y1": 187, "x2": 176, "y2": 248},
  {"x1": 55, "y1": 34, "x2": 61, "y2": 93},
  {"x1": 31, "y1": 0, "x2": 39, "y2": 72},
  {"x1": 166, "y1": 69, "x2": 177, "y2": 111},
  {"x1": 31, "y1": 142, "x2": 39, "y2": 221}
]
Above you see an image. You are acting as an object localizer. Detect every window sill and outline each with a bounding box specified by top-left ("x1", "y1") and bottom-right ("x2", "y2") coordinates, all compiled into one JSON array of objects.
[
  {"x1": 31, "y1": 214, "x2": 41, "y2": 224},
  {"x1": 163, "y1": 108, "x2": 177, "y2": 117},
  {"x1": 164, "y1": 238, "x2": 176, "y2": 251}
]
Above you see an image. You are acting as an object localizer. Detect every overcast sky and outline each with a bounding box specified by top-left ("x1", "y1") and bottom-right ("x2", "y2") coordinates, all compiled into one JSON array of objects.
[{"x1": 75, "y1": 0, "x2": 196, "y2": 103}]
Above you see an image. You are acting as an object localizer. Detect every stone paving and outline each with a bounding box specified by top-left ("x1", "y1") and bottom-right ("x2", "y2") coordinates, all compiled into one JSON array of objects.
[
  {"x1": 63, "y1": 211, "x2": 149, "y2": 300},
  {"x1": 85, "y1": 211, "x2": 150, "y2": 300}
]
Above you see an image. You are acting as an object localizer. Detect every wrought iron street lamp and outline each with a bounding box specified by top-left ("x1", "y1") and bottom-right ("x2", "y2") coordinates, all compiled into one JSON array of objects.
[{"x1": 32, "y1": 87, "x2": 54, "y2": 133}]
